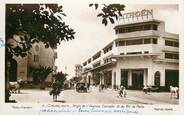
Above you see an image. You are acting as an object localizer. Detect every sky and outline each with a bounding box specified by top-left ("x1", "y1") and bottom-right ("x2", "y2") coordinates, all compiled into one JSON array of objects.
[{"x1": 54, "y1": 3, "x2": 179, "y2": 79}]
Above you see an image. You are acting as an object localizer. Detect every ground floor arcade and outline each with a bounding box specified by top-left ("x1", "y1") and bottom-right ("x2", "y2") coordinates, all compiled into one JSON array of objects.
[{"x1": 82, "y1": 57, "x2": 179, "y2": 91}]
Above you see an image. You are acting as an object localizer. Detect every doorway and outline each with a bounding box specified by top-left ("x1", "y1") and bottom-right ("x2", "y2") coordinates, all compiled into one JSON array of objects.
[
  {"x1": 165, "y1": 70, "x2": 179, "y2": 91},
  {"x1": 121, "y1": 69, "x2": 128, "y2": 88},
  {"x1": 132, "y1": 70, "x2": 144, "y2": 89},
  {"x1": 104, "y1": 71, "x2": 112, "y2": 88}
]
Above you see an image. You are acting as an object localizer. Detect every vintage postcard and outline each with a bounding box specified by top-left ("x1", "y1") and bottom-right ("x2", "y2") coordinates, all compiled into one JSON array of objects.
[{"x1": 0, "y1": 0, "x2": 184, "y2": 115}]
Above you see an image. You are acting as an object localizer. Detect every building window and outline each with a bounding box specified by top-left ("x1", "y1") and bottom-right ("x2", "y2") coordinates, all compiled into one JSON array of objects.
[
  {"x1": 116, "y1": 38, "x2": 158, "y2": 47},
  {"x1": 83, "y1": 62, "x2": 87, "y2": 66},
  {"x1": 153, "y1": 25, "x2": 158, "y2": 30},
  {"x1": 93, "y1": 52, "x2": 101, "y2": 60},
  {"x1": 126, "y1": 39, "x2": 143, "y2": 45},
  {"x1": 127, "y1": 52, "x2": 142, "y2": 55},
  {"x1": 134, "y1": 26, "x2": 144, "y2": 31},
  {"x1": 126, "y1": 27, "x2": 134, "y2": 32},
  {"x1": 116, "y1": 41, "x2": 125, "y2": 46},
  {"x1": 174, "y1": 42, "x2": 179, "y2": 47},
  {"x1": 93, "y1": 62, "x2": 101, "y2": 68},
  {"x1": 115, "y1": 29, "x2": 118, "y2": 34},
  {"x1": 88, "y1": 59, "x2": 91, "y2": 64},
  {"x1": 165, "y1": 53, "x2": 179, "y2": 59},
  {"x1": 115, "y1": 24, "x2": 158, "y2": 34},
  {"x1": 152, "y1": 38, "x2": 157, "y2": 44},
  {"x1": 165, "y1": 40, "x2": 179, "y2": 47},
  {"x1": 118, "y1": 28, "x2": 125, "y2": 33},
  {"x1": 104, "y1": 45, "x2": 112, "y2": 54},
  {"x1": 165, "y1": 40, "x2": 173, "y2": 46},
  {"x1": 34, "y1": 55, "x2": 39, "y2": 62},
  {"x1": 143, "y1": 24, "x2": 151, "y2": 30},
  {"x1": 144, "y1": 51, "x2": 149, "y2": 54},
  {"x1": 104, "y1": 58, "x2": 112, "y2": 64},
  {"x1": 143, "y1": 39, "x2": 151, "y2": 44}
]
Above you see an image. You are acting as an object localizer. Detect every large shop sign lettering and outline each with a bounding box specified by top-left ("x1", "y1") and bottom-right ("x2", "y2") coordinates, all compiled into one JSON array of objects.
[{"x1": 120, "y1": 9, "x2": 153, "y2": 20}]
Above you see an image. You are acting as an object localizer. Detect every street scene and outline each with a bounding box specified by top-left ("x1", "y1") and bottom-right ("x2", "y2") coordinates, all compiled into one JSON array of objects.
[
  {"x1": 10, "y1": 88, "x2": 178, "y2": 104},
  {"x1": 5, "y1": 3, "x2": 179, "y2": 105}
]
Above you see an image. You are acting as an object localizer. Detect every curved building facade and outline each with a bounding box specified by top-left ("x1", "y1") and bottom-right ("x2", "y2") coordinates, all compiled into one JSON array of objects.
[{"x1": 82, "y1": 19, "x2": 179, "y2": 91}]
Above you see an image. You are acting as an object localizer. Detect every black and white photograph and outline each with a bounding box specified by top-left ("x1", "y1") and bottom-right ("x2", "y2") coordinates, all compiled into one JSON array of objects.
[
  {"x1": 5, "y1": 3, "x2": 180, "y2": 104},
  {"x1": 1, "y1": 1, "x2": 184, "y2": 115}
]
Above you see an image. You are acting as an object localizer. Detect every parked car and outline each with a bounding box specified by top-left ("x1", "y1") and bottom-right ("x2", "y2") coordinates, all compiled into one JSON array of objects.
[
  {"x1": 76, "y1": 83, "x2": 87, "y2": 93},
  {"x1": 150, "y1": 86, "x2": 160, "y2": 92},
  {"x1": 143, "y1": 85, "x2": 160, "y2": 93}
]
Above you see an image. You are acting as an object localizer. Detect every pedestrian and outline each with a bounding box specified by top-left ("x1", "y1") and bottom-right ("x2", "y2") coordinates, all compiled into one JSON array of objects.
[
  {"x1": 50, "y1": 80, "x2": 61, "y2": 96},
  {"x1": 118, "y1": 85, "x2": 127, "y2": 97},
  {"x1": 122, "y1": 86, "x2": 127, "y2": 97},
  {"x1": 119, "y1": 85, "x2": 124, "y2": 97},
  {"x1": 143, "y1": 85, "x2": 148, "y2": 94}
]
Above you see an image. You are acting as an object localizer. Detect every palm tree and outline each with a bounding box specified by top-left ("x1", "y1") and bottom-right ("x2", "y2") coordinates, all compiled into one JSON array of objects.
[{"x1": 30, "y1": 66, "x2": 53, "y2": 89}]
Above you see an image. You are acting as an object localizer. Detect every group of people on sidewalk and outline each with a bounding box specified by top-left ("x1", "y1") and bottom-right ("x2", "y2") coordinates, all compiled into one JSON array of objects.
[{"x1": 98, "y1": 84, "x2": 127, "y2": 98}]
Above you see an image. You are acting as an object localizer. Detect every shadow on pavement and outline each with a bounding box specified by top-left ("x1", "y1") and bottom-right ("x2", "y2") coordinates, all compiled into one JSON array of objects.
[
  {"x1": 55, "y1": 100, "x2": 66, "y2": 103},
  {"x1": 11, "y1": 92, "x2": 29, "y2": 94}
]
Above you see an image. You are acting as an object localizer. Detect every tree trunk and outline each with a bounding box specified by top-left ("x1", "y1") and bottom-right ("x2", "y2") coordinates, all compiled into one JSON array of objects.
[
  {"x1": 40, "y1": 80, "x2": 45, "y2": 90},
  {"x1": 5, "y1": 61, "x2": 10, "y2": 102}
]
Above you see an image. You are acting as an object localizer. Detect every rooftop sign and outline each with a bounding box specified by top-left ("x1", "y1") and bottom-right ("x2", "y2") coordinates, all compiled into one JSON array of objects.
[{"x1": 119, "y1": 9, "x2": 153, "y2": 23}]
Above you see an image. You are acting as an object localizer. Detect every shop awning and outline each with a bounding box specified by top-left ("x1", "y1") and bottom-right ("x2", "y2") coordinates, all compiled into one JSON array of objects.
[{"x1": 82, "y1": 61, "x2": 116, "y2": 74}]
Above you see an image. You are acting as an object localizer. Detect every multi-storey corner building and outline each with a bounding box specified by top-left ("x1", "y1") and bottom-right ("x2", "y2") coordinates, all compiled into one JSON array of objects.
[{"x1": 82, "y1": 17, "x2": 179, "y2": 90}]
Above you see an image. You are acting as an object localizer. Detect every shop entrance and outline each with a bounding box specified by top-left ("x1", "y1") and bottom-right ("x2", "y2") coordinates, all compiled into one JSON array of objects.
[
  {"x1": 104, "y1": 71, "x2": 112, "y2": 88},
  {"x1": 121, "y1": 69, "x2": 128, "y2": 88},
  {"x1": 132, "y1": 70, "x2": 144, "y2": 89},
  {"x1": 165, "y1": 70, "x2": 179, "y2": 91}
]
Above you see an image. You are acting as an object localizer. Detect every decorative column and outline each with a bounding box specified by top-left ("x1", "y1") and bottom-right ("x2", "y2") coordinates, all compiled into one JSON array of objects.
[
  {"x1": 128, "y1": 70, "x2": 132, "y2": 86},
  {"x1": 160, "y1": 70, "x2": 165, "y2": 86},
  {"x1": 116, "y1": 69, "x2": 121, "y2": 87},
  {"x1": 147, "y1": 68, "x2": 153, "y2": 86},
  {"x1": 143, "y1": 69, "x2": 147, "y2": 86}
]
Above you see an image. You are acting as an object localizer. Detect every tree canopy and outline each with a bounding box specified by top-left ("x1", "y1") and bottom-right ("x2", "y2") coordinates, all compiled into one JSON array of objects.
[
  {"x1": 6, "y1": 4, "x2": 125, "y2": 59},
  {"x1": 53, "y1": 71, "x2": 67, "y2": 86},
  {"x1": 89, "y1": 4, "x2": 125, "y2": 26},
  {"x1": 6, "y1": 4, "x2": 75, "y2": 59}
]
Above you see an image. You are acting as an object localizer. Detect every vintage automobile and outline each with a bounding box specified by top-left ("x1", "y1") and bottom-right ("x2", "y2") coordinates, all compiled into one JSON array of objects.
[
  {"x1": 150, "y1": 86, "x2": 160, "y2": 92},
  {"x1": 143, "y1": 85, "x2": 160, "y2": 93},
  {"x1": 76, "y1": 83, "x2": 87, "y2": 93}
]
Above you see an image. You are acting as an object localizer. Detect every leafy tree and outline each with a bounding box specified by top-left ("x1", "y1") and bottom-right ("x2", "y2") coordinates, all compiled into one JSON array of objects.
[
  {"x1": 89, "y1": 4, "x2": 125, "y2": 26},
  {"x1": 52, "y1": 71, "x2": 67, "y2": 89},
  {"x1": 6, "y1": 4, "x2": 75, "y2": 59},
  {"x1": 5, "y1": 4, "x2": 75, "y2": 102},
  {"x1": 5, "y1": 3, "x2": 125, "y2": 102}
]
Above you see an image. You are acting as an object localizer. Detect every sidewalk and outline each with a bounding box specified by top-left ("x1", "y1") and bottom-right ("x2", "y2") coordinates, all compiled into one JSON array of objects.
[
  {"x1": 102, "y1": 89, "x2": 179, "y2": 104},
  {"x1": 10, "y1": 88, "x2": 179, "y2": 104}
]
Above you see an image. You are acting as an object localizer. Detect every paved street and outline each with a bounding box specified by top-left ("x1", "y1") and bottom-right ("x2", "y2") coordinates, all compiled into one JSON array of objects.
[{"x1": 10, "y1": 88, "x2": 179, "y2": 104}]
